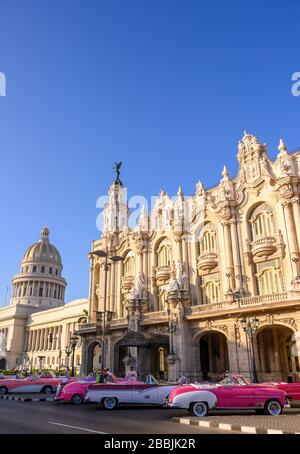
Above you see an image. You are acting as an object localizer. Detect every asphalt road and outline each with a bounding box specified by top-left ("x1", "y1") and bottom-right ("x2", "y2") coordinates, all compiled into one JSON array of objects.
[{"x1": 0, "y1": 399, "x2": 239, "y2": 434}]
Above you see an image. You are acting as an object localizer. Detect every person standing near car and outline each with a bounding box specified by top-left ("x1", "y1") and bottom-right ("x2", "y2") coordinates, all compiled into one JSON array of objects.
[{"x1": 126, "y1": 366, "x2": 137, "y2": 381}]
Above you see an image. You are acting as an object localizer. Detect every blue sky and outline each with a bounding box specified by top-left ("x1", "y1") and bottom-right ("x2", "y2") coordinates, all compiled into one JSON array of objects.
[{"x1": 0, "y1": 0, "x2": 300, "y2": 305}]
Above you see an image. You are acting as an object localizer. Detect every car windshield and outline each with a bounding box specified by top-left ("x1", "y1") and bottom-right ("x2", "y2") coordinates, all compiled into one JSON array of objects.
[
  {"x1": 40, "y1": 371, "x2": 56, "y2": 378},
  {"x1": 219, "y1": 376, "x2": 248, "y2": 386}
]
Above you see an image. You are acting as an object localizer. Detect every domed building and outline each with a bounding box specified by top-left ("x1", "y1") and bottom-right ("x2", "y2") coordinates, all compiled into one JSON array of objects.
[
  {"x1": 0, "y1": 227, "x2": 87, "y2": 371},
  {"x1": 11, "y1": 227, "x2": 66, "y2": 308}
]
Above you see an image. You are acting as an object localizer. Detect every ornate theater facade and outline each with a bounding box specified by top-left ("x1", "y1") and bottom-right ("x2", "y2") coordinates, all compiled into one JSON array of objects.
[{"x1": 78, "y1": 132, "x2": 300, "y2": 383}]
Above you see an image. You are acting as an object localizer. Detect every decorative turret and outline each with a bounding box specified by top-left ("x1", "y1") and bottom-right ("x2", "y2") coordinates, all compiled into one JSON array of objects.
[{"x1": 103, "y1": 162, "x2": 129, "y2": 234}]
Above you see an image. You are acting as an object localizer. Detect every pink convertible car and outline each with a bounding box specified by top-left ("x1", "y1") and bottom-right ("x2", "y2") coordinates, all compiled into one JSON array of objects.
[
  {"x1": 215, "y1": 374, "x2": 300, "y2": 403},
  {"x1": 0, "y1": 371, "x2": 63, "y2": 394},
  {"x1": 55, "y1": 373, "x2": 137, "y2": 405},
  {"x1": 166, "y1": 378, "x2": 289, "y2": 417}
]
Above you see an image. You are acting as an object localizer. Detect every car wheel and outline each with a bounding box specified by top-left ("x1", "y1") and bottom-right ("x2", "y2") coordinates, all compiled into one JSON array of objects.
[
  {"x1": 0, "y1": 386, "x2": 8, "y2": 394},
  {"x1": 103, "y1": 397, "x2": 117, "y2": 410},
  {"x1": 190, "y1": 401, "x2": 208, "y2": 417},
  {"x1": 264, "y1": 400, "x2": 282, "y2": 416},
  {"x1": 72, "y1": 393, "x2": 83, "y2": 405},
  {"x1": 42, "y1": 385, "x2": 53, "y2": 394}
]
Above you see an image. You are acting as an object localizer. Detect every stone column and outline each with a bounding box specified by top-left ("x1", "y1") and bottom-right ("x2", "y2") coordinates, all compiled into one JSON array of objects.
[
  {"x1": 31, "y1": 331, "x2": 36, "y2": 352},
  {"x1": 292, "y1": 196, "x2": 300, "y2": 252},
  {"x1": 174, "y1": 233, "x2": 183, "y2": 263},
  {"x1": 230, "y1": 220, "x2": 244, "y2": 293},
  {"x1": 143, "y1": 249, "x2": 148, "y2": 296},
  {"x1": 182, "y1": 236, "x2": 190, "y2": 282},
  {"x1": 88, "y1": 257, "x2": 95, "y2": 322},
  {"x1": 222, "y1": 221, "x2": 235, "y2": 290},
  {"x1": 27, "y1": 331, "x2": 32, "y2": 352},
  {"x1": 110, "y1": 262, "x2": 116, "y2": 313},
  {"x1": 282, "y1": 200, "x2": 300, "y2": 279}
]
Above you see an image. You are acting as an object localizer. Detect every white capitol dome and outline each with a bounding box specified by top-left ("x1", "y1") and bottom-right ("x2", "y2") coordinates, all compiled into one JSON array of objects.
[
  {"x1": 11, "y1": 227, "x2": 67, "y2": 308},
  {"x1": 22, "y1": 227, "x2": 62, "y2": 266}
]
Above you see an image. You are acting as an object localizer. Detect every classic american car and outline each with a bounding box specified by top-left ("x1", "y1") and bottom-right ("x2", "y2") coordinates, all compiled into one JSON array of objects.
[
  {"x1": 166, "y1": 380, "x2": 289, "y2": 417},
  {"x1": 55, "y1": 372, "x2": 125, "y2": 404},
  {"x1": 215, "y1": 374, "x2": 300, "y2": 402},
  {"x1": 85, "y1": 379, "x2": 179, "y2": 410},
  {"x1": 55, "y1": 374, "x2": 157, "y2": 405},
  {"x1": 0, "y1": 371, "x2": 63, "y2": 394}
]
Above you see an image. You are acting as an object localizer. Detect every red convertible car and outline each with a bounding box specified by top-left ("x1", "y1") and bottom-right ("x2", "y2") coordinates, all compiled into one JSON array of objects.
[
  {"x1": 0, "y1": 371, "x2": 65, "y2": 394},
  {"x1": 166, "y1": 378, "x2": 289, "y2": 417}
]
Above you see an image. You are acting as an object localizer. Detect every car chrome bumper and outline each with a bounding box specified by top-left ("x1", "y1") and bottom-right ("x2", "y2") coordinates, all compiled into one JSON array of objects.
[{"x1": 165, "y1": 402, "x2": 183, "y2": 409}]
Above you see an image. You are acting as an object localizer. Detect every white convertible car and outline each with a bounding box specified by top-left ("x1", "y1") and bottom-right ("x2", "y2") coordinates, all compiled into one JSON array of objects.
[{"x1": 86, "y1": 378, "x2": 178, "y2": 410}]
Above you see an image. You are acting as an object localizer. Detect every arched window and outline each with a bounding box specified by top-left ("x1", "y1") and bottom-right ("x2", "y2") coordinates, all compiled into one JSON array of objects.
[
  {"x1": 157, "y1": 239, "x2": 171, "y2": 267},
  {"x1": 258, "y1": 268, "x2": 282, "y2": 295},
  {"x1": 123, "y1": 251, "x2": 135, "y2": 277},
  {"x1": 41, "y1": 266, "x2": 45, "y2": 273},
  {"x1": 203, "y1": 280, "x2": 220, "y2": 304},
  {"x1": 249, "y1": 204, "x2": 275, "y2": 241},
  {"x1": 200, "y1": 223, "x2": 218, "y2": 255}
]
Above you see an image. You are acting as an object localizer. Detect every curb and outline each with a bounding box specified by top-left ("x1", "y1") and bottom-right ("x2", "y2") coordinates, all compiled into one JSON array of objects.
[
  {"x1": 172, "y1": 417, "x2": 300, "y2": 435},
  {"x1": 0, "y1": 394, "x2": 54, "y2": 402}
]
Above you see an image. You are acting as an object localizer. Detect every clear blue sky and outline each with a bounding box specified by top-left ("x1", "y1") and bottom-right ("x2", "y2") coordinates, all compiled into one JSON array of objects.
[{"x1": 0, "y1": 0, "x2": 300, "y2": 305}]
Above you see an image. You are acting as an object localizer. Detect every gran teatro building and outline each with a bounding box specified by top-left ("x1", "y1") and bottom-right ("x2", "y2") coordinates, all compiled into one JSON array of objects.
[{"x1": 78, "y1": 132, "x2": 300, "y2": 383}]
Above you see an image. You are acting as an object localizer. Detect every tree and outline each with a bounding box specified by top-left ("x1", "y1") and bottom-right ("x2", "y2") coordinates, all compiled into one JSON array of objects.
[{"x1": 78, "y1": 309, "x2": 88, "y2": 324}]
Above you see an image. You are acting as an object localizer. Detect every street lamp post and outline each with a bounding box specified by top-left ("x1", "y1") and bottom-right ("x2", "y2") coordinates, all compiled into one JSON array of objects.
[
  {"x1": 47, "y1": 333, "x2": 62, "y2": 375},
  {"x1": 69, "y1": 334, "x2": 78, "y2": 377},
  {"x1": 65, "y1": 345, "x2": 72, "y2": 372},
  {"x1": 88, "y1": 249, "x2": 124, "y2": 371},
  {"x1": 240, "y1": 317, "x2": 260, "y2": 383}
]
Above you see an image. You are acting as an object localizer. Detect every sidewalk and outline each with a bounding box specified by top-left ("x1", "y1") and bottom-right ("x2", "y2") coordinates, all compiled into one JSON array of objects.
[{"x1": 172, "y1": 408, "x2": 300, "y2": 434}]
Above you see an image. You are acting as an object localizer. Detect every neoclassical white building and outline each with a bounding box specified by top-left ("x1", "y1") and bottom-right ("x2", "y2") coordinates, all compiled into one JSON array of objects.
[
  {"x1": 0, "y1": 227, "x2": 87, "y2": 371},
  {"x1": 78, "y1": 132, "x2": 300, "y2": 383}
]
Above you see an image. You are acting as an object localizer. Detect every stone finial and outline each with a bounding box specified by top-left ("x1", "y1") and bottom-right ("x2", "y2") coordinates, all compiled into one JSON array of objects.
[
  {"x1": 278, "y1": 138, "x2": 288, "y2": 157},
  {"x1": 195, "y1": 180, "x2": 204, "y2": 195},
  {"x1": 222, "y1": 165, "x2": 229, "y2": 180},
  {"x1": 177, "y1": 186, "x2": 184, "y2": 197}
]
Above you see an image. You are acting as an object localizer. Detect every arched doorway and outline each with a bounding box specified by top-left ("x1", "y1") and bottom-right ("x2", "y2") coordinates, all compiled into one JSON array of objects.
[
  {"x1": 113, "y1": 335, "x2": 169, "y2": 380},
  {"x1": 0, "y1": 358, "x2": 6, "y2": 370},
  {"x1": 86, "y1": 341, "x2": 102, "y2": 374},
  {"x1": 256, "y1": 325, "x2": 300, "y2": 381},
  {"x1": 199, "y1": 331, "x2": 229, "y2": 381},
  {"x1": 113, "y1": 343, "x2": 129, "y2": 377}
]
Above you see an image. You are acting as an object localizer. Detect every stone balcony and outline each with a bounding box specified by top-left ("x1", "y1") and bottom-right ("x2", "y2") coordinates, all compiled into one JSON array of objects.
[
  {"x1": 77, "y1": 322, "x2": 100, "y2": 334},
  {"x1": 197, "y1": 252, "x2": 218, "y2": 272},
  {"x1": 156, "y1": 265, "x2": 171, "y2": 285},
  {"x1": 188, "y1": 292, "x2": 291, "y2": 319},
  {"x1": 251, "y1": 236, "x2": 276, "y2": 259},
  {"x1": 121, "y1": 275, "x2": 134, "y2": 293}
]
